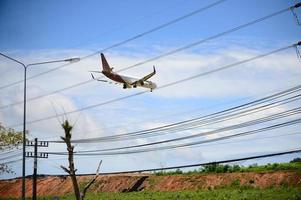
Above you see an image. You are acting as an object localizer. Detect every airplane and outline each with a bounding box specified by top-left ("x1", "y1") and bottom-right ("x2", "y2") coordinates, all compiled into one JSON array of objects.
[{"x1": 90, "y1": 53, "x2": 157, "y2": 92}]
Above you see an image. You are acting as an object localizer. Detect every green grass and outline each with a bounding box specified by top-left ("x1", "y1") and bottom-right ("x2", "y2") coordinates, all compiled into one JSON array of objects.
[
  {"x1": 154, "y1": 162, "x2": 301, "y2": 176},
  {"x1": 3, "y1": 187, "x2": 299, "y2": 200}
]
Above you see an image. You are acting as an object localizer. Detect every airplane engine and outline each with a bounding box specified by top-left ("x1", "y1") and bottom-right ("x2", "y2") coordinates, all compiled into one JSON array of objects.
[{"x1": 139, "y1": 80, "x2": 144, "y2": 86}]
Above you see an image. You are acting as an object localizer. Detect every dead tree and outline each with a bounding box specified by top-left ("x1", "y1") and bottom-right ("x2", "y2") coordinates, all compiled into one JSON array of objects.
[
  {"x1": 60, "y1": 120, "x2": 81, "y2": 200},
  {"x1": 60, "y1": 120, "x2": 101, "y2": 200}
]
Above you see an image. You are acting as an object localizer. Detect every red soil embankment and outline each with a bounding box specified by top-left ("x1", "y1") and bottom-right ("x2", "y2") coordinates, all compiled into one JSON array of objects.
[{"x1": 0, "y1": 171, "x2": 301, "y2": 198}]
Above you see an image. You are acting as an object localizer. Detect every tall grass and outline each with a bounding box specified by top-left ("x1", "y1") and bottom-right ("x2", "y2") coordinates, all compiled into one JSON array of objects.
[{"x1": 27, "y1": 187, "x2": 301, "y2": 200}]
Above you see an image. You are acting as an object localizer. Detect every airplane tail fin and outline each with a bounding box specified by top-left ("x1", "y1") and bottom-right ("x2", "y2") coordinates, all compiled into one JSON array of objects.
[{"x1": 101, "y1": 53, "x2": 113, "y2": 72}]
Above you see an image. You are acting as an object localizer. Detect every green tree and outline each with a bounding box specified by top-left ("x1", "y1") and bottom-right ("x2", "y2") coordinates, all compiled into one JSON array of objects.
[
  {"x1": 0, "y1": 123, "x2": 23, "y2": 174},
  {"x1": 290, "y1": 157, "x2": 301, "y2": 163}
]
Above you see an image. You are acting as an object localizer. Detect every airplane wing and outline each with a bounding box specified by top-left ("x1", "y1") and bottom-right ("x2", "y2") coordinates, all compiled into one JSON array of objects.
[
  {"x1": 89, "y1": 70, "x2": 102, "y2": 73},
  {"x1": 91, "y1": 73, "x2": 120, "y2": 85},
  {"x1": 131, "y1": 66, "x2": 156, "y2": 86}
]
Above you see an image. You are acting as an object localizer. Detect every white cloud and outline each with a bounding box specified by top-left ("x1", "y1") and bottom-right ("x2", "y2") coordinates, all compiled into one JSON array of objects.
[{"x1": 1, "y1": 44, "x2": 301, "y2": 177}]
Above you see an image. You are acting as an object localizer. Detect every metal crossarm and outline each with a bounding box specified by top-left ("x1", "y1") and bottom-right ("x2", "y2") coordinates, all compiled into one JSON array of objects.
[
  {"x1": 26, "y1": 152, "x2": 48, "y2": 159},
  {"x1": 26, "y1": 141, "x2": 49, "y2": 147}
]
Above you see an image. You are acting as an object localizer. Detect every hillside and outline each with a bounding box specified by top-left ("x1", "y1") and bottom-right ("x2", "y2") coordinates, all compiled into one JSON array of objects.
[{"x1": 0, "y1": 171, "x2": 301, "y2": 198}]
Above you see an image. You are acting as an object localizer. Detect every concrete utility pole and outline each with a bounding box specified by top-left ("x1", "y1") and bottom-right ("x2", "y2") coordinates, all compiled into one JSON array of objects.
[
  {"x1": 33, "y1": 138, "x2": 38, "y2": 200},
  {"x1": 26, "y1": 139, "x2": 49, "y2": 200}
]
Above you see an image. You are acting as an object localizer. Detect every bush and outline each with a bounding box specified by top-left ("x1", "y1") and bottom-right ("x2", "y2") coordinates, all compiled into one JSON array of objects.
[
  {"x1": 290, "y1": 157, "x2": 301, "y2": 163},
  {"x1": 231, "y1": 179, "x2": 241, "y2": 187},
  {"x1": 154, "y1": 161, "x2": 301, "y2": 176}
]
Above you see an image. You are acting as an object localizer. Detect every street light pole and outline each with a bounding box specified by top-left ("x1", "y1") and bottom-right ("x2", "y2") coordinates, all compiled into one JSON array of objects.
[
  {"x1": 0, "y1": 53, "x2": 80, "y2": 200},
  {"x1": 23, "y1": 65, "x2": 27, "y2": 200}
]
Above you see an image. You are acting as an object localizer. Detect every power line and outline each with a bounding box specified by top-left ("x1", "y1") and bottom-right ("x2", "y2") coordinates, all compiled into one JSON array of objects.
[
  {"x1": 67, "y1": 95, "x2": 254, "y2": 138},
  {"x1": 147, "y1": 95, "x2": 301, "y2": 137},
  {"x1": 67, "y1": 85, "x2": 301, "y2": 140},
  {"x1": 7, "y1": 41, "x2": 300, "y2": 128},
  {"x1": 47, "y1": 88, "x2": 301, "y2": 143},
  {"x1": 1, "y1": 157, "x2": 22, "y2": 165},
  {"x1": 41, "y1": 148, "x2": 301, "y2": 175},
  {"x1": 35, "y1": 86, "x2": 300, "y2": 140},
  {"x1": 184, "y1": 131, "x2": 301, "y2": 148},
  {"x1": 43, "y1": 131, "x2": 301, "y2": 159},
  {"x1": 1, "y1": 3, "x2": 300, "y2": 108},
  {"x1": 71, "y1": 118, "x2": 301, "y2": 155},
  {"x1": 72, "y1": 109, "x2": 301, "y2": 153},
  {"x1": 0, "y1": 152, "x2": 23, "y2": 162},
  {"x1": 89, "y1": 118, "x2": 301, "y2": 155},
  {"x1": 0, "y1": 148, "x2": 21, "y2": 156},
  {"x1": 23, "y1": 132, "x2": 301, "y2": 177},
  {"x1": 23, "y1": 131, "x2": 301, "y2": 176},
  {"x1": 0, "y1": 0, "x2": 228, "y2": 91},
  {"x1": 45, "y1": 113, "x2": 301, "y2": 155}
]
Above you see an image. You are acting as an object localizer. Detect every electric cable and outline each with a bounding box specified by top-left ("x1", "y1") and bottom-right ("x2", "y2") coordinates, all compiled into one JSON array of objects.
[
  {"x1": 34, "y1": 148, "x2": 301, "y2": 176},
  {"x1": 48, "y1": 90, "x2": 301, "y2": 143},
  {"x1": 1, "y1": 157, "x2": 22, "y2": 165},
  {"x1": 44, "y1": 111, "x2": 301, "y2": 155},
  {"x1": 70, "y1": 109, "x2": 301, "y2": 153},
  {"x1": 71, "y1": 119, "x2": 301, "y2": 155},
  {"x1": 0, "y1": 152, "x2": 23, "y2": 162}
]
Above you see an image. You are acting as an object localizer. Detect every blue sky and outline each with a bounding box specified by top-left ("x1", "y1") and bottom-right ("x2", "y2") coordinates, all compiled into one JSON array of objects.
[
  {"x1": 0, "y1": 0, "x2": 299, "y2": 50},
  {"x1": 0, "y1": 0, "x2": 301, "y2": 179}
]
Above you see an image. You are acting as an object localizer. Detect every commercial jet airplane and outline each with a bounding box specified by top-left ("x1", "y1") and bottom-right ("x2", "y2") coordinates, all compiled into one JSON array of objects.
[{"x1": 90, "y1": 53, "x2": 157, "y2": 92}]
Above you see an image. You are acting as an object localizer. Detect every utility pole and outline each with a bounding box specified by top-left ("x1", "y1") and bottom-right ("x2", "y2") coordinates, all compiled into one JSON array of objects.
[
  {"x1": 33, "y1": 138, "x2": 37, "y2": 200},
  {"x1": 26, "y1": 139, "x2": 49, "y2": 200}
]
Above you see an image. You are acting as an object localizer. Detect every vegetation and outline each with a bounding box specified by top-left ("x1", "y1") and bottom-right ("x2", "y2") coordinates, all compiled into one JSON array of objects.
[
  {"x1": 0, "y1": 123, "x2": 23, "y2": 150},
  {"x1": 1, "y1": 158, "x2": 301, "y2": 199},
  {"x1": 3, "y1": 187, "x2": 299, "y2": 200},
  {"x1": 290, "y1": 157, "x2": 301, "y2": 163},
  {"x1": 154, "y1": 158, "x2": 301, "y2": 176},
  {"x1": 0, "y1": 123, "x2": 23, "y2": 174}
]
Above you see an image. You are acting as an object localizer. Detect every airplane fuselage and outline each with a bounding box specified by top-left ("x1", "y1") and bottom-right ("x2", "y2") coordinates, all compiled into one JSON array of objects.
[
  {"x1": 102, "y1": 71, "x2": 156, "y2": 90},
  {"x1": 91, "y1": 53, "x2": 157, "y2": 91}
]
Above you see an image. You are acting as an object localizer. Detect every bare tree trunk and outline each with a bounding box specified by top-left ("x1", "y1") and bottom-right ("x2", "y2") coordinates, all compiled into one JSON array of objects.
[
  {"x1": 59, "y1": 120, "x2": 102, "y2": 200},
  {"x1": 60, "y1": 120, "x2": 81, "y2": 200}
]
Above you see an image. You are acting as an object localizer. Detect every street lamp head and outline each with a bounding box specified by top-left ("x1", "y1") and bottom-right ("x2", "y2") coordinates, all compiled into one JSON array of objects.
[{"x1": 65, "y1": 57, "x2": 81, "y2": 63}]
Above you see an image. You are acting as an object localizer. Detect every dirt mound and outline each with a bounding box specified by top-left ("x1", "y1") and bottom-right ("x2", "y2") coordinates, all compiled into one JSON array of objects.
[
  {"x1": 1, "y1": 171, "x2": 300, "y2": 198},
  {"x1": 145, "y1": 171, "x2": 301, "y2": 191}
]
